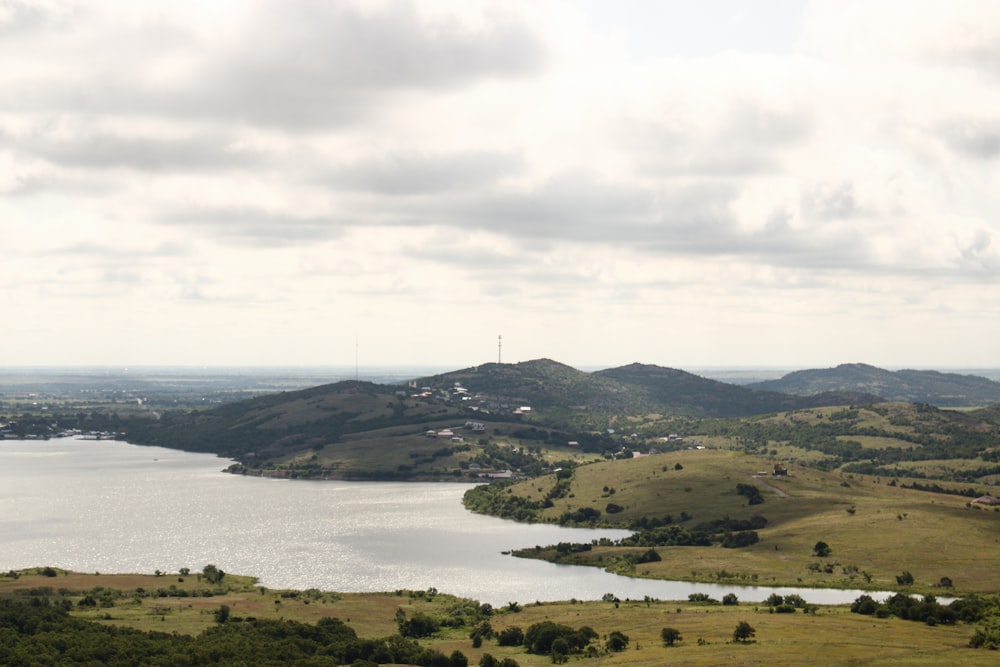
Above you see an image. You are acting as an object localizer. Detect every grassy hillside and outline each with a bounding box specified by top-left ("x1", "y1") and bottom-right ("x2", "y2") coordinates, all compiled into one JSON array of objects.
[{"x1": 467, "y1": 445, "x2": 1000, "y2": 595}]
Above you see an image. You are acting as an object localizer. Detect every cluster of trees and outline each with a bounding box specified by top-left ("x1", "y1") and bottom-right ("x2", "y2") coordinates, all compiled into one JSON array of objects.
[
  {"x1": 0, "y1": 597, "x2": 474, "y2": 666},
  {"x1": 763, "y1": 593, "x2": 814, "y2": 614},
  {"x1": 736, "y1": 483, "x2": 764, "y2": 505},
  {"x1": 462, "y1": 483, "x2": 545, "y2": 523},
  {"x1": 850, "y1": 593, "x2": 999, "y2": 629},
  {"x1": 475, "y1": 620, "x2": 631, "y2": 662},
  {"x1": 520, "y1": 513, "x2": 769, "y2": 563}
]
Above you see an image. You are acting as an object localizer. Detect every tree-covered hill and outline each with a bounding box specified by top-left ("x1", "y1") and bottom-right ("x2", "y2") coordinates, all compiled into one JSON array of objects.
[
  {"x1": 417, "y1": 359, "x2": 882, "y2": 419},
  {"x1": 747, "y1": 363, "x2": 1000, "y2": 407},
  {"x1": 415, "y1": 359, "x2": 624, "y2": 411}
]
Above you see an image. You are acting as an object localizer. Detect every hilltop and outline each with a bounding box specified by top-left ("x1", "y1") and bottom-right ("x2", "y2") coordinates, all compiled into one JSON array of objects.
[
  {"x1": 415, "y1": 359, "x2": 881, "y2": 418},
  {"x1": 748, "y1": 363, "x2": 1000, "y2": 407}
]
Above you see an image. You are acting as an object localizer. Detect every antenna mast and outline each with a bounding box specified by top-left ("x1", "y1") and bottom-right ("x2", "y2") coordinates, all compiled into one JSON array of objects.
[{"x1": 498, "y1": 334, "x2": 502, "y2": 364}]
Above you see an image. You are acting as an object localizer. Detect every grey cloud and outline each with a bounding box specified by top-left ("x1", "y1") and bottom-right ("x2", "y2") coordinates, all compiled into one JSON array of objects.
[
  {"x1": 800, "y1": 182, "x2": 859, "y2": 220},
  {"x1": 719, "y1": 101, "x2": 812, "y2": 147},
  {"x1": 25, "y1": 3, "x2": 546, "y2": 130},
  {"x1": 100, "y1": 269, "x2": 144, "y2": 285},
  {"x1": 957, "y1": 228, "x2": 998, "y2": 271},
  {"x1": 49, "y1": 242, "x2": 189, "y2": 259},
  {"x1": 0, "y1": 170, "x2": 52, "y2": 196},
  {"x1": 624, "y1": 102, "x2": 812, "y2": 178},
  {"x1": 14, "y1": 131, "x2": 264, "y2": 172},
  {"x1": 156, "y1": 208, "x2": 346, "y2": 247},
  {"x1": 194, "y1": 3, "x2": 545, "y2": 128},
  {"x1": 448, "y1": 175, "x2": 668, "y2": 241},
  {"x1": 941, "y1": 119, "x2": 1000, "y2": 159},
  {"x1": 442, "y1": 173, "x2": 873, "y2": 270},
  {"x1": 328, "y1": 150, "x2": 523, "y2": 195},
  {"x1": 0, "y1": 0, "x2": 64, "y2": 36}
]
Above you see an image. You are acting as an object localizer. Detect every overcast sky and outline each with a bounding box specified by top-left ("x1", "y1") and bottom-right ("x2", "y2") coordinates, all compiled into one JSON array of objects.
[{"x1": 3, "y1": 0, "x2": 999, "y2": 370}]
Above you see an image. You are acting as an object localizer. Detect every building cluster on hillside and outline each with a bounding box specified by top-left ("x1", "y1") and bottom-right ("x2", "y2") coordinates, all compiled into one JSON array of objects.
[{"x1": 407, "y1": 380, "x2": 532, "y2": 418}]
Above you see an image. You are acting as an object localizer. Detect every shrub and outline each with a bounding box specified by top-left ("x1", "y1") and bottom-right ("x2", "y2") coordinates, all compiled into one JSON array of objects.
[
  {"x1": 733, "y1": 621, "x2": 756, "y2": 643},
  {"x1": 661, "y1": 627, "x2": 682, "y2": 646},
  {"x1": 497, "y1": 626, "x2": 524, "y2": 646}
]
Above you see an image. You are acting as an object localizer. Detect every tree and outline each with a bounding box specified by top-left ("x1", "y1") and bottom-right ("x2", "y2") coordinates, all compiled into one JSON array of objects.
[
  {"x1": 813, "y1": 541, "x2": 831, "y2": 557},
  {"x1": 896, "y1": 570, "x2": 915, "y2": 585},
  {"x1": 398, "y1": 611, "x2": 439, "y2": 638},
  {"x1": 202, "y1": 564, "x2": 225, "y2": 584},
  {"x1": 497, "y1": 626, "x2": 524, "y2": 646},
  {"x1": 722, "y1": 593, "x2": 739, "y2": 606},
  {"x1": 605, "y1": 631, "x2": 629, "y2": 652},
  {"x1": 661, "y1": 627, "x2": 682, "y2": 646},
  {"x1": 550, "y1": 637, "x2": 569, "y2": 663},
  {"x1": 736, "y1": 483, "x2": 764, "y2": 505},
  {"x1": 213, "y1": 604, "x2": 230, "y2": 623},
  {"x1": 733, "y1": 621, "x2": 756, "y2": 643}
]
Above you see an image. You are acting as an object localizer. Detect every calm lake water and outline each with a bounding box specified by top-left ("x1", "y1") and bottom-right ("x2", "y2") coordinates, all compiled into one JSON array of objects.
[{"x1": 1, "y1": 438, "x2": 887, "y2": 605}]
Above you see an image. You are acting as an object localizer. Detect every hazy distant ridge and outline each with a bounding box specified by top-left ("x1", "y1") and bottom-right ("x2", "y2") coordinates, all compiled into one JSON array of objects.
[{"x1": 747, "y1": 362, "x2": 1000, "y2": 407}]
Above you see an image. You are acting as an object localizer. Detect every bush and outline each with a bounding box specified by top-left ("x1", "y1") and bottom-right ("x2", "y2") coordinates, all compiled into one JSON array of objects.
[
  {"x1": 497, "y1": 626, "x2": 524, "y2": 646},
  {"x1": 721, "y1": 530, "x2": 759, "y2": 548},
  {"x1": 398, "y1": 611, "x2": 440, "y2": 638},
  {"x1": 661, "y1": 627, "x2": 682, "y2": 646},
  {"x1": 733, "y1": 621, "x2": 756, "y2": 643},
  {"x1": 605, "y1": 630, "x2": 629, "y2": 652}
]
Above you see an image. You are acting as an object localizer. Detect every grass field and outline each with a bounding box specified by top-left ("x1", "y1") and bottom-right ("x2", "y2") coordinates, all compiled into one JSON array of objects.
[{"x1": 2, "y1": 570, "x2": 996, "y2": 666}]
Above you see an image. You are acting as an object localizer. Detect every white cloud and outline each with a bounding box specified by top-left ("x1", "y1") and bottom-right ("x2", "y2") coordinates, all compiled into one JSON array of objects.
[{"x1": 1, "y1": 0, "x2": 998, "y2": 368}]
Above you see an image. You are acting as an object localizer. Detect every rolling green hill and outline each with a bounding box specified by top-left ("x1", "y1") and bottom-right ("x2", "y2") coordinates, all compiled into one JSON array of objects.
[{"x1": 466, "y1": 447, "x2": 1000, "y2": 595}]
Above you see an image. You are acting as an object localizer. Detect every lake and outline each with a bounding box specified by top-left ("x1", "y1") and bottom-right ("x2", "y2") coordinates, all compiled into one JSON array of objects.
[{"x1": 0, "y1": 438, "x2": 888, "y2": 606}]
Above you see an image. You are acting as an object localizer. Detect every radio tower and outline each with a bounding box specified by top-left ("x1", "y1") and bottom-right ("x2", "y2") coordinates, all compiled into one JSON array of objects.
[{"x1": 498, "y1": 334, "x2": 502, "y2": 364}]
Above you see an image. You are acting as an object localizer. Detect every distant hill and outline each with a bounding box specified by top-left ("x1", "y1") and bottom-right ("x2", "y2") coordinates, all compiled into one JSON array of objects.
[
  {"x1": 747, "y1": 363, "x2": 1000, "y2": 407},
  {"x1": 593, "y1": 363, "x2": 880, "y2": 417},
  {"x1": 417, "y1": 359, "x2": 882, "y2": 419}
]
